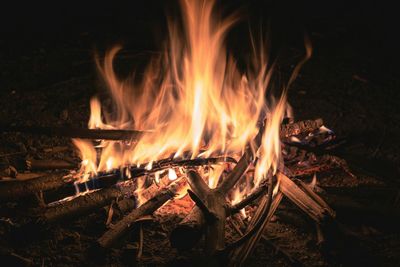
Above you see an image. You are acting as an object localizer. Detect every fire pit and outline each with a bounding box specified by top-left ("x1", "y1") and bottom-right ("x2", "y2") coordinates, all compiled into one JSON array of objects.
[{"x1": 1, "y1": 0, "x2": 398, "y2": 266}]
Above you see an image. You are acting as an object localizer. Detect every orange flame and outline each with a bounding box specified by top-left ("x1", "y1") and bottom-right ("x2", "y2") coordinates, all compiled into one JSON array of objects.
[
  {"x1": 72, "y1": 0, "x2": 309, "y2": 202},
  {"x1": 73, "y1": 0, "x2": 272, "y2": 176}
]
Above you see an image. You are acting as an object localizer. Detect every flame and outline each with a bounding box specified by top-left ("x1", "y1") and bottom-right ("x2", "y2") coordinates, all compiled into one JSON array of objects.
[
  {"x1": 72, "y1": 0, "x2": 309, "y2": 204},
  {"x1": 310, "y1": 173, "x2": 318, "y2": 191},
  {"x1": 231, "y1": 186, "x2": 247, "y2": 218},
  {"x1": 168, "y1": 168, "x2": 178, "y2": 181},
  {"x1": 73, "y1": 0, "x2": 272, "y2": 178},
  {"x1": 272, "y1": 178, "x2": 280, "y2": 197},
  {"x1": 72, "y1": 139, "x2": 97, "y2": 182},
  {"x1": 254, "y1": 96, "x2": 286, "y2": 187}
]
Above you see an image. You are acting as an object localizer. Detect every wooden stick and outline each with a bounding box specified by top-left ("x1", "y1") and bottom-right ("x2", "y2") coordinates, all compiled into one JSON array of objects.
[
  {"x1": 228, "y1": 184, "x2": 268, "y2": 215},
  {"x1": 186, "y1": 170, "x2": 209, "y2": 199},
  {"x1": 0, "y1": 173, "x2": 68, "y2": 200},
  {"x1": 204, "y1": 189, "x2": 228, "y2": 255},
  {"x1": 0, "y1": 124, "x2": 144, "y2": 140},
  {"x1": 233, "y1": 191, "x2": 283, "y2": 265},
  {"x1": 187, "y1": 189, "x2": 217, "y2": 222},
  {"x1": 315, "y1": 223, "x2": 325, "y2": 247},
  {"x1": 136, "y1": 224, "x2": 144, "y2": 260},
  {"x1": 0, "y1": 119, "x2": 322, "y2": 141},
  {"x1": 42, "y1": 187, "x2": 129, "y2": 223},
  {"x1": 0, "y1": 156, "x2": 231, "y2": 201},
  {"x1": 27, "y1": 159, "x2": 77, "y2": 170},
  {"x1": 98, "y1": 178, "x2": 185, "y2": 248},
  {"x1": 277, "y1": 173, "x2": 329, "y2": 223}
]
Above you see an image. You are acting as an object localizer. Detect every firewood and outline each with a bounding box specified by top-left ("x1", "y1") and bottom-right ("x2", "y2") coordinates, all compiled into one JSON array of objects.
[
  {"x1": 280, "y1": 118, "x2": 323, "y2": 138},
  {"x1": 27, "y1": 159, "x2": 76, "y2": 170},
  {"x1": 42, "y1": 187, "x2": 132, "y2": 223},
  {"x1": 170, "y1": 123, "x2": 267, "y2": 252},
  {"x1": 0, "y1": 157, "x2": 232, "y2": 202},
  {"x1": 0, "y1": 172, "x2": 68, "y2": 200},
  {"x1": 277, "y1": 173, "x2": 332, "y2": 223},
  {"x1": 228, "y1": 183, "x2": 268, "y2": 215},
  {"x1": 0, "y1": 118, "x2": 322, "y2": 141},
  {"x1": 230, "y1": 178, "x2": 281, "y2": 266},
  {"x1": 0, "y1": 124, "x2": 144, "y2": 140},
  {"x1": 297, "y1": 180, "x2": 335, "y2": 217},
  {"x1": 98, "y1": 178, "x2": 186, "y2": 248},
  {"x1": 183, "y1": 170, "x2": 228, "y2": 254}
]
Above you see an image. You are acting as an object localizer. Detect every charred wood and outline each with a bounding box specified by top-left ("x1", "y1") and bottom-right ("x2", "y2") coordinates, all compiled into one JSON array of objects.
[
  {"x1": 98, "y1": 178, "x2": 186, "y2": 248},
  {"x1": 42, "y1": 187, "x2": 133, "y2": 223},
  {"x1": 0, "y1": 118, "x2": 322, "y2": 141},
  {"x1": 230, "y1": 179, "x2": 279, "y2": 265},
  {"x1": 280, "y1": 118, "x2": 323, "y2": 138},
  {"x1": 277, "y1": 173, "x2": 331, "y2": 223}
]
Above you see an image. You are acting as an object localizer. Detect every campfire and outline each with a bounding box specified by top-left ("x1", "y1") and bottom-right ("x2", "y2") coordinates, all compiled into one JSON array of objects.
[{"x1": 0, "y1": 0, "x2": 359, "y2": 265}]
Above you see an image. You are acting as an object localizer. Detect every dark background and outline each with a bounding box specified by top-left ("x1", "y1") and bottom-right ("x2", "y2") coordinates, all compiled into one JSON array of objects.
[{"x1": 0, "y1": 1, "x2": 399, "y2": 265}]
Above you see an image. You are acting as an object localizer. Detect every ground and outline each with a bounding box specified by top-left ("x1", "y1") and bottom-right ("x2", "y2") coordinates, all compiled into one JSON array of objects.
[{"x1": 0, "y1": 1, "x2": 399, "y2": 266}]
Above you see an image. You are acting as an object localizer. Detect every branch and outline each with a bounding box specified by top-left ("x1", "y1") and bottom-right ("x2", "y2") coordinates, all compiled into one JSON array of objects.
[
  {"x1": 228, "y1": 184, "x2": 268, "y2": 215},
  {"x1": 0, "y1": 124, "x2": 144, "y2": 140},
  {"x1": 97, "y1": 178, "x2": 186, "y2": 248}
]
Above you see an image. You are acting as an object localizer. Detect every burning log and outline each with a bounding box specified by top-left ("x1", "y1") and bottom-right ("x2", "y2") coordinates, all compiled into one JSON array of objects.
[
  {"x1": 228, "y1": 183, "x2": 268, "y2": 215},
  {"x1": 0, "y1": 173, "x2": 69, "y2": 200},
  {"x1": 171, "y1": 117, "x2": 321, "y2": 252},
  {"x1": 42, "y1": 187, "x2": 134, "y2": 223},
  {"x1": 0, "y1": 156, "x2": 233, "y2": 201},
  {"x1": 0, "y1": 118, "x2": 322, "y2": 141},
  {"x1": 170, "y1": 170, "x2": 232, "y2": 254},
  {"x1": 0, "y1": 124, "x2": 144, "y2": 140},
  {"x1": 98, "y1": 178, "x2": 186, "y2": 248},
  {"x1": 171, "y1": 169, "x2": 272, "y2": 255}
]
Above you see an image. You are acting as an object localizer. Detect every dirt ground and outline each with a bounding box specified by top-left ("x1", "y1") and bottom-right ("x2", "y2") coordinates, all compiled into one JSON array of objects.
[{"x1": 0, "y1": 1, "x2": 399, "y2": 266}]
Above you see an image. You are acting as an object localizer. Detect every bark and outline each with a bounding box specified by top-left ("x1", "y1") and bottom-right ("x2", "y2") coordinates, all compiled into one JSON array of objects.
[
  {"x1": 0, "y1": 124, "x2": 144, "y2": 140},
  {"x1": 98, "y1": 178, "x2": 186, "y2": 248},
  {"x1": 27, "y1": 159, "x2": 76, "y2": 170},
  {"x1": 0, "y1": 173, "x2": 68, "y2": 200},
  {"x1": 42, "y1": 187, "x2": 128, "y2": 223}
]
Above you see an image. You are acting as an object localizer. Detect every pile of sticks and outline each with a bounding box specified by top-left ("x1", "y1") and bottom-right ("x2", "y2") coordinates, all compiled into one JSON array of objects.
[{"x1": 1, "y1": 118, "x2": 343, "y2": 264}]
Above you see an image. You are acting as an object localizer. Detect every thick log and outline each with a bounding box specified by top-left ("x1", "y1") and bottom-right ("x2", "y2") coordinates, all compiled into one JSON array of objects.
[
  {"x1": 170, "y1": 122, "x2": 266, "y2": 251},
  {"x1": 204, "y1": 190, "x2": 228, "y2": 255},
  {"x1": 0, "y1": 124, "x2": 144, "y2": 140},
  {"x1": 298, "y1": 180, "x2": 335, "y2": 217},
  {"x1": 98, "y1": 178, "x2": 186, "y2": 248},
  {"x1": 0, "y1": 173, "x2": 68, "y2": 200},
  {"x1": 186, "y1": 170, "x2": 209, "y2": 199},
  {"x1": 0, "y1": 157, "x2": 232, "y2": 201},
  {"x1": 42, "y1": 187, "x2": 134, "y2": 223},
  {"x1": 27, "y1": 159, "x2": 77, "y2": 170}
]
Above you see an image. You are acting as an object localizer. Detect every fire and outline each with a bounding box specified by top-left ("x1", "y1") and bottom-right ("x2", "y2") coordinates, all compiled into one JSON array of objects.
[{"x1": 72, "y1": 0, "x2": 308, "y2": 201}]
